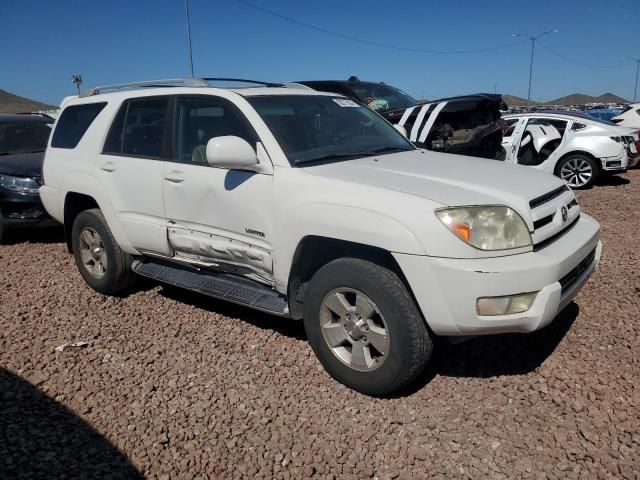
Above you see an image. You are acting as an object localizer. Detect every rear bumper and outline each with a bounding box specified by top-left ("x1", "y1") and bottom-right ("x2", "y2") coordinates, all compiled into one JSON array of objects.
[
  {"x1": 394, "y1": 214, "x2": 601, "y2": 336},
  {"x1": 600, "y1": 152, "x2": 628, "y2": 172}
]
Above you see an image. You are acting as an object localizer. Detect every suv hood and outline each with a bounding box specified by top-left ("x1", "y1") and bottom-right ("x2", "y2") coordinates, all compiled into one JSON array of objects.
[
  {"x1": 303, "y1": 150, "x2": 567, "y2": 221},
  {"x1": 0, "y1": 152, "x2": 44, "y2": 178}
]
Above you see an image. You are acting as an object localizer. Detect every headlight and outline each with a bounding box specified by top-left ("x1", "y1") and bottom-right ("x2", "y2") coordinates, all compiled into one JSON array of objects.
[
  {"x1": 436, "y1": 206, "x2": 532, "y2": 251},
  {"x1": 0, "y1": 174, "x2": 40, "y2": 195}
]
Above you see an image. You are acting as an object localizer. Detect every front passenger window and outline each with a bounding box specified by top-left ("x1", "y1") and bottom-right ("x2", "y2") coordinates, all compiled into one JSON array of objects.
[{"x1": 175, "y1": 98, "x2": 256, "y2": 164}]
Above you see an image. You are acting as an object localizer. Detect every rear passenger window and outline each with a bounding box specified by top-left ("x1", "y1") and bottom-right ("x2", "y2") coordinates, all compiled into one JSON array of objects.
[
  {"x1": 103, "y1": 97, "x2": 169, "y2": 158},
  {"x1": 51, "y1": 103, "x2": 106, "y2": 149}
]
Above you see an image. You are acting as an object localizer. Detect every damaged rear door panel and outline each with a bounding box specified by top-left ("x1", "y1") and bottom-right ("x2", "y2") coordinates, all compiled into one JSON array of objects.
[{"x1": 161, "y1": 94, "x2": 275, "y2": 285}]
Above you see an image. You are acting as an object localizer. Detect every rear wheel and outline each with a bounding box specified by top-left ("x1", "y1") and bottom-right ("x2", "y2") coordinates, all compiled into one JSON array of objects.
[
  {"x1": 303, "y1": 258, "x2": 433, "y2": 396},
  {"x1": 557, "y1": 154, "x2": 598, "y2": 189},
  {"x1": 71, "y1": 208, "x2": 136, "y2": 294}
]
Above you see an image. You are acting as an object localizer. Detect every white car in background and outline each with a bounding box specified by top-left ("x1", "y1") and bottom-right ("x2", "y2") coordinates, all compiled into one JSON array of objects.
[
  {"x1": 612, "y1": 103, "x2": 640, "y2": 129},
  {"x1": 502, "y1": 112, "x2": 638, "y2": 188}
]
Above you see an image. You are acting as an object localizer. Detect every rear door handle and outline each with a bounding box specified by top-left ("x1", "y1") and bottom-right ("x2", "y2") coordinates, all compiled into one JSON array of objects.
[
  {"x1": 99, "y1": 161, "x2": 116, "y2": 172},
  {"x1": 164, "y1": 171, "x2": 185, "y2": 183}
]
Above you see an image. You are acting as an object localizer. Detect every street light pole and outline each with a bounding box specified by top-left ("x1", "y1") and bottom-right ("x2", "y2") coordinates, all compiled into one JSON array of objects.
[
  {"x1": 623, "y1": 57, "x2": 640, "y2": 102},
  {"x1": 513, "y1": 29, "x2": 558, "y2": 109},
  {"x1": 184, "y1": 0, "x2": 195, "y2": 77}
]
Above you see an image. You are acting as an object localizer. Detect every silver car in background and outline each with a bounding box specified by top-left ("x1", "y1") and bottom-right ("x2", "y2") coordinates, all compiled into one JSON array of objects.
[{"x1": 502, "y1": 111, "x2": 638, "y2": 188}]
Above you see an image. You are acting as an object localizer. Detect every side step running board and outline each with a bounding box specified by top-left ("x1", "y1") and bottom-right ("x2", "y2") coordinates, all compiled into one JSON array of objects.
[{"x1": 132, "y1": 259, "x2": 289, "y2": 317}]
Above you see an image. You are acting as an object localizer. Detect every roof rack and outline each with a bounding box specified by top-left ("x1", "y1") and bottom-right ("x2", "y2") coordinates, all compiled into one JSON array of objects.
[
  {"x1": 201, "y1": 77, "x2": 284, "y2": 88},
  {"x1": 79, "y1": 77, "x2": 285, "y2": 97},
  {"x1": 80, "y1": 78, "x2": 208, "y2": 97}
]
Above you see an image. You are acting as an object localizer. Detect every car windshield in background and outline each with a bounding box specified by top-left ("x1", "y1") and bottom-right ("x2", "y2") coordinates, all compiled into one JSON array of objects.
[
  {"x1": 350, "y1": 83, "x2": 418, "y2": 112},
  {"x1": 0, "y1": 122, "x2": 51, "y2": 155},
  {"x1": 248, "y1": 95, "x2": 414, "y2": 166}
]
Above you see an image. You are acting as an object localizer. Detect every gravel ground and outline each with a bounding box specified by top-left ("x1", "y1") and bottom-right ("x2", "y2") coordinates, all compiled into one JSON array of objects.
[{"x1": 1, "y1": 171, "x2": 639, "y2": 479}]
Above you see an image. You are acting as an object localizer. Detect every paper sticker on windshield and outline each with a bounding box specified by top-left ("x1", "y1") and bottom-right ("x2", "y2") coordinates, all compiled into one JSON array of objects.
[{"x1": 333, "y1": 99, "x2": 359, "y2": 107}]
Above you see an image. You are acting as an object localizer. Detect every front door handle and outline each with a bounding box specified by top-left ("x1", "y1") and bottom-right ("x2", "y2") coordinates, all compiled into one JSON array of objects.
[
  {"x1": 99, "y1": 161, "x2": 116, "y2": 172},
  {"x1": 164, "y1": 171, "x2": 185, "y2": 183}
]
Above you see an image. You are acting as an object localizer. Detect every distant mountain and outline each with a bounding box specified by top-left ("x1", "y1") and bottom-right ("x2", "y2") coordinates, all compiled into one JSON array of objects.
[
  {"x1": 503, "y1": 92, "x2": 629, "y2": 107},
  {"x1": 0, "y1": 89, "x2": 56, "y2": 113},
  {"x1": 502, "y1": 95, "x2": 541, "y2": 107},
  {"x1": 545, "y1": 92, "x2": 629, "y2": 105}
]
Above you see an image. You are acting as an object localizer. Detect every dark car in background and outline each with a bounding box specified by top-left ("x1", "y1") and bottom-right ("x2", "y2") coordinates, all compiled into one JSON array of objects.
[
  {"x1": 297, "y1": 76, "x2": 506, "y2": 159},
  {"x1": 0, "y1": 113, "x2": 57, "y2": 242}
]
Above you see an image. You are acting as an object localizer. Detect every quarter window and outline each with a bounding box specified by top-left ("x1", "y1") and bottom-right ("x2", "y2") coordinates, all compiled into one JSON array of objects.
[
  {"x1": 51, "y1": 103, "x2": 106, "y2": 149},
  {"x1": 174, "y1": 97, "x2": 256, "y2": 164}
]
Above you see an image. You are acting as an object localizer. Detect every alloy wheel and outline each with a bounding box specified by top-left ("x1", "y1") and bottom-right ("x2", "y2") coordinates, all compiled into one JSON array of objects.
[
  {"x1": 78, "y1": 227, "x2": 108, "y2": 279},
  {"x1": 560, "y1": 157, "x2": 593, "y2": 188},
  {"x1": 319, "y1": 288, "x2": 390, "y2": 372}
]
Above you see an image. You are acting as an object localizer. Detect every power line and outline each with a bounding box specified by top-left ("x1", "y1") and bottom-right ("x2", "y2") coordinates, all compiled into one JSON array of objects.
[
  {"x1": 235, "y1": 0, "x2": 528, "y2": 54},
  {"x1": 538, "y1": 42, "x2": 623, "y2": 69}
]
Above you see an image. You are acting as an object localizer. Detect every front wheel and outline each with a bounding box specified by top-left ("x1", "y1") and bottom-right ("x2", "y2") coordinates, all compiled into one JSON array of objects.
[
  {"x1": 303, "y1": 258, "x2": 433, "y2": 396},
  {"x1": 71, "y1": 208, "x2": 136, "y2": 295},
  {"x1": 557, "y1": 154, "x2": 599, "y2": 189}
]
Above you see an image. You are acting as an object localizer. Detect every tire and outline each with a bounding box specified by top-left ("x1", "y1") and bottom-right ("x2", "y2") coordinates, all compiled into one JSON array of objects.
[
  {"x1": 557, "y1": 154, "x2": 599, "y2": 189},
  {"x1": 71, "y1": 208, "x2": 136, "y2": 295},
  {"x1": 0, "y1": 222, "x2": 4, "y2": 244},
  {"x1": 303, "y1": 258, "x2": 433, "y2": 396}
]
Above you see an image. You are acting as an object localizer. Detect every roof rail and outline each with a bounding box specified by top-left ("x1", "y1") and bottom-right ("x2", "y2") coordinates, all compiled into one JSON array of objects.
[
  {"x1": 201, "y1": 77, "x2": 283, "y2": 88},
  {"x1": 80, "y1": 78, "x2": 208, "y2": 97}
]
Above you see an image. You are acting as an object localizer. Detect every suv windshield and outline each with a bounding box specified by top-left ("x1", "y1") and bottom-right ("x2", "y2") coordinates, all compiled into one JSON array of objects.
[
  {"x1": 350, "y1": 83, "x2": 417, "y2": 112},
  {"x1": 0, "y1": 121, "x2": 52, "y2": 155},
  {"x1": 248, "y1": 95, "x2": 414, "y2": 165}
]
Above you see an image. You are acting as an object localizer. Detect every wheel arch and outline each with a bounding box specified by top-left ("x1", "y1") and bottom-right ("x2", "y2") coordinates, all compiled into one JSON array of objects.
[
  {"x1": 286, "y1": 236, "x2": 412, "y2": 319},
  {"x1": 554, "y1": 150, "x2": 601, "y2": 175},
  {"x1": 63, "y1": 192, "x2": 100, "y2": 252}
]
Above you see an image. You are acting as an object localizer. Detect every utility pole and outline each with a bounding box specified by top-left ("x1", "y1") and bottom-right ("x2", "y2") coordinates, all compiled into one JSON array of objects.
[
  {"x1": 493, "y1": 83, "x2": 498, "y2": 94},
  {"x1": 623, "y1": 57, "x2": 640, "y2": 102},
  {"x1": 184, "y1": 0, "x2": 195, "y2": 77},
  {"x1": 513, "y1": 29, "x2": 558, "y2": 109}
]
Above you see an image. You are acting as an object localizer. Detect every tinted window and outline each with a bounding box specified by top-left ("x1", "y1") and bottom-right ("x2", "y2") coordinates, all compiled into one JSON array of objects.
[
  {"x1": 248, "y1": 95, "x2": 414, "y2": 166},
  {"x1": 103, "y1": 105, "x2": 127, "y2": 154},
  {"x1": 571, "y1": 122, "x2": 587, "y2": 131},
  {"x1": 51, "y1": 103, "x2": 106, "y2": 149},
  {"x1": 104, "y1": 97, "x2": 169, "y2": 158},
  {"x1": 0, "y1": 122, "x2": 52, "y2": 155},
  {"x1": 174, "y1": 97, "x2": 256, "y2": 164},
  {"x1": 350, "y1": 83, "x2": 417, "y2": 112}
]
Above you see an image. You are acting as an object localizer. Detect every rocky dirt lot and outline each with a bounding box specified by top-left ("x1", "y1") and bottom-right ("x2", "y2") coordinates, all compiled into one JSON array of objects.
[{"x1": 1, "y1": 171, "x2": 639, "y2": 480}]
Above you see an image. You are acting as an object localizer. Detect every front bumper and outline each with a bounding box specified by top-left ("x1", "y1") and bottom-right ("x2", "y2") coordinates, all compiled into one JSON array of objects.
[
  {"x1": 394, "y1": 213, "x2": 601, "y2": 336},
  {"x1": 0, "y1": 189, "x2": 54, "y2": 228}
]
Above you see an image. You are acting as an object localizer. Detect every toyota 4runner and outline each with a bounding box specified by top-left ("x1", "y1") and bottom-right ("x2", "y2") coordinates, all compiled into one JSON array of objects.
[{"x1": 40, "y1": 78, "x2": 602, "y2": 395}]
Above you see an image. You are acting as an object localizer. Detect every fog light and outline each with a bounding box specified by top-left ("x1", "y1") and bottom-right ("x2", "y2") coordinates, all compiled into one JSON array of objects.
[{"x1": 476, "y1": 292, "x2": 538, "y2": 316}]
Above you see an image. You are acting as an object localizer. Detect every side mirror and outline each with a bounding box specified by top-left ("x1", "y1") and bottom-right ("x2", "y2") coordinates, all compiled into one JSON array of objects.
[
  {"x1": 393, "y1": 124, "x2": 408, "y2": 138},
  {"x1": 205, "y1": 136, "x2": 258, "y2": 169}
]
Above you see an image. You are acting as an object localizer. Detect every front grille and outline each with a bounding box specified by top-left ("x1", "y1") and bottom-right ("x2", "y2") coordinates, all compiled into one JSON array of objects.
[
  {"x1": 559, "y1": 248, "x2": 596, "y2": 295},
  {"x1": 534, "y1": 215, "x2": 580, "y2": 250},
  {"x1": 529, "y1": 185, "x2": 570, "y2": 209},
  {"x1": 533, "y1": 215, "x2": 553, "y2": 230}
]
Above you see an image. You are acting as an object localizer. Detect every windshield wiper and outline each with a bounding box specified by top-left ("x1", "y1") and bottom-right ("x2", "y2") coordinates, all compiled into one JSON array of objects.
[
  {"x1": 369, "y1": 146, "x2": 413, "y2": 155},
  {"x1": 294, "y1": 152, "x2": 370, "y2": 166}
]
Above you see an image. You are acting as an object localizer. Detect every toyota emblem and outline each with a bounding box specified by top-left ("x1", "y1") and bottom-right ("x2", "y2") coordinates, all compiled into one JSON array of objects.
[{"x1": 561, "y1": 206, "x2": 568, "y2": 223}]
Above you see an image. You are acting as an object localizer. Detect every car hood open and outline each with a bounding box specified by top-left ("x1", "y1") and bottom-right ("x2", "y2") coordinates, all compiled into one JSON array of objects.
[
  {"x1": 303, "y1": 150, "x2": 567, "y2": 220},
  {"x1": 0, "y1": 152, "x2": 44, "y2": 178}
]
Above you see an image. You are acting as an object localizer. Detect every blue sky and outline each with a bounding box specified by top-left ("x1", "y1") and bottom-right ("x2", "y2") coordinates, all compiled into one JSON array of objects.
[{"x1": 2, "y1": 0, "x2": 639, "y2": 105}]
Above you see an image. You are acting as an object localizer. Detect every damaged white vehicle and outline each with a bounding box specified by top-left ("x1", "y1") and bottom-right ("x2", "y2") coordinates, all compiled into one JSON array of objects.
[
  {"x1": 40, "y1": 78, "x2": 601, "y2": 395},
  {"x1": 502, "y1": 111, "x2": 638, "y2": 188}
]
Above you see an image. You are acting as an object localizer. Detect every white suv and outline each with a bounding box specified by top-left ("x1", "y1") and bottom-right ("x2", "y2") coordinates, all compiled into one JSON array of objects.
[{"x1": 40, "y1": 78, "x2": 601, "y2": 395}]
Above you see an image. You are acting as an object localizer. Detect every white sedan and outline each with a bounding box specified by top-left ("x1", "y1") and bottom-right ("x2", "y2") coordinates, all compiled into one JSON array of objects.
[{"x1": 502, "y1": 111, "x2": 639, "y2": 188}]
